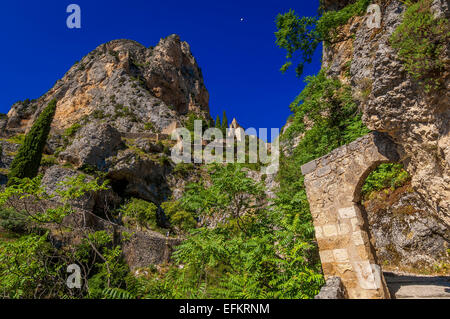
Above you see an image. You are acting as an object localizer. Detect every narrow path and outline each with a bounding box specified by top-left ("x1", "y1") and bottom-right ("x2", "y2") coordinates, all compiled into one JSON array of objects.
[{"x1": 384, "y1": 272, "x2": 450, "y2": 299}]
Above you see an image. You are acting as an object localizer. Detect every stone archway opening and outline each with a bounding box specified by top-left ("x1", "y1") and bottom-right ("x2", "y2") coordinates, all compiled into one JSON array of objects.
[{"x1": 301, "y1": 132, "x2": 399, "y2": 299}]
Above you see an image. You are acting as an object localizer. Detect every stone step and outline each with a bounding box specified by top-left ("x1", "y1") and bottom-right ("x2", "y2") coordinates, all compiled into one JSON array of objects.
[{"x1": 384, "y1": 272, "x2": 450, "y2": 299}]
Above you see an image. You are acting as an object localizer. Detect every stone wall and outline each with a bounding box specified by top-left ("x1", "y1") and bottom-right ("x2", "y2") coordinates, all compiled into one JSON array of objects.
[{"x1": 301, "y1": 132, "x2": 399, "y2": 298}]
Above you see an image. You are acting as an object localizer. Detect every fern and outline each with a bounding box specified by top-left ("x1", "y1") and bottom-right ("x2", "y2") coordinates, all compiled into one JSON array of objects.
[{"x1": 102, "y1": 287, "x2": 135, "y2": 299}]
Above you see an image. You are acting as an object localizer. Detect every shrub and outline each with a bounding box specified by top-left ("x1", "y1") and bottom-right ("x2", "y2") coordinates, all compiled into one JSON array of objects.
[
  {"x1": 8, "y1": 99, "x2": 57, "y2": 184},
  {"x1": 92, "y1": 109, "x2": 105, "y2": 119},
  {"x1": 0, "y1": 207, "x2": 28, "y2": 233},
  {"x1": 316, "y1": 0, "x2": 370, "y2": 43},
  {"x1": 161, "y1": 200, "x2": 196, "y2": 234},
  {"x1": 120, "y1": 198, "x2": 158, "y2": 230},
  {"x1": 63, "y1": 123, "x2": 82, "y2": 137},
  {"x1": 0, "y1": 233, "x2": 69, "y2": 298},
  {"x1": 362, "y1": 163, "x2": 411, "y2": 199},
  {"x1": 173, "y1": 162, "x2": 195, "y2": 177},
  {"x1": 390, "y1": 0, "x2": 449, "y2": 92}
]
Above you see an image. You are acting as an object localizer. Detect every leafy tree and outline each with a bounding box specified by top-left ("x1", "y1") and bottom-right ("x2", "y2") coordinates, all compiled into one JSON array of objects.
[
  {"x1": 181, "y1": 164, "x2": 265, "y2": 232},
  {"x1": 8, "y1": 99, "x2": 57, "y2": 185},
  {"x1": 275, "y1": 11, "x2": 320, "y2": 76},
  {"x1": 275, "y1": 0, "x2": 370, "y2": 77},
  {"x1": 0, "y1": 233, "x2": 67, "y2": 298}
]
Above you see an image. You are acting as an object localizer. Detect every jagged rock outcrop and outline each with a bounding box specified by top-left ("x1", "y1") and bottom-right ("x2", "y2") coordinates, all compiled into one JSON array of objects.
[
  {"x1": 364, "y1": 183, "x2": 450, "y2": 273},
  {"x1": 59, "y1": 123, "x2": 124, "y2": 170},
  {"x1": 4, "y1": 34, "x2": 210, "y2": 135},
  {"x1": 323, "y1": 0, "x2": 450, "y2": 224}
]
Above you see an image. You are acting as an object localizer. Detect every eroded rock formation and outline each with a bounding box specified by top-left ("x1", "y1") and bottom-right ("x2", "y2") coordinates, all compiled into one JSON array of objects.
[
  {"x1": 324, "y1": 0, "x2": 450, "y2": 223},
  {"x1": 4, "y1": 35, "x2": 210, "y2": 135}
]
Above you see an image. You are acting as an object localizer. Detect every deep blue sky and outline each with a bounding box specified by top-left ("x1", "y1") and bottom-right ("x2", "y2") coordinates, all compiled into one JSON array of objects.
[{"x1": 0, "y1": 0, "x2": 321, "y2": 136}]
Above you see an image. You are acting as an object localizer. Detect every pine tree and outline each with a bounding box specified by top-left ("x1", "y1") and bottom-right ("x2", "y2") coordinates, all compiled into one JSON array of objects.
[
  {"x1": 8, "y1": 99, "x2": 57, "y2": 185},
  {"x1": 215, "y1": 115, "x2": 221, "y2": 130},
  {"x1": 221, "y1": 111, "x2": 228, "y2": 135}
]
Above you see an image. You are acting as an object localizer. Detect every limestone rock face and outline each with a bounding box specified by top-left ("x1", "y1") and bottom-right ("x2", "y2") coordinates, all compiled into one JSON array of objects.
[
  {"x1": 59, "y1": 123, "x2": 124, "y2": 170},
  {"x1": 364, "y1": 184, "x2": 450, "y2": 273},
  {"x1": 324, "y1": 0, "x2": 450, "y2": 223},
  {"x1": 122, "y1": 230, "x2": 182, "y2": 271},
  {"x1": 4, "y1": 35, "x2": 210, "y2": 135}
]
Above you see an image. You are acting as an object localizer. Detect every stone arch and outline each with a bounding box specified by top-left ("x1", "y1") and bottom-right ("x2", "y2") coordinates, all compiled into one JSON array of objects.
[{"x1": 301, "y1": 132, "x2": 399, "y2": 299}]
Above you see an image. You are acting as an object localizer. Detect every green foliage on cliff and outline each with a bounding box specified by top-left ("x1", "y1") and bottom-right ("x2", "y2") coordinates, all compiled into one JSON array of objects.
[
  {"x1": 317, "y1": 0, "x2": 370, "y2": 43},
  {"x1": 275, "y1": 0, "x2": 370, "y2": 76},
  {"x1": 7, "y1": 99, "x2": 57, "y2": 185},
  {"x1": 390, "y1": 0, "x2": 449, "y2": 92},
  {"x1": 282, "y1": 70, "x2": 369, "y2": 144},
  {"x1": 362, "y1": 163, "x2": 410, "y2": 199},
  {"x1": 63, "y1": 123, "x2": 82, "y2": 138},
  {"x1": 120, "y1": 198, "x2": 158, "y2": 230},
  {"x1": 161, "y1": 200, "x2": 196, "y2": 234}
]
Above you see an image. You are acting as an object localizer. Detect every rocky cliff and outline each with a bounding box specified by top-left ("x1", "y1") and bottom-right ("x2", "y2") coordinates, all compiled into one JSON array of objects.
[
  {"x1": 286, "y1": 0, "x2": 449, "y2": 278},
  {"x1": 0, "y1": 35, "x2": 212, "y2": 270},
  {"x1": 323, "y1": 0, "x2": 449, "y2": 225},
  {"x1": 2, "y1": 34, "x2": 210, "y2": 135}
]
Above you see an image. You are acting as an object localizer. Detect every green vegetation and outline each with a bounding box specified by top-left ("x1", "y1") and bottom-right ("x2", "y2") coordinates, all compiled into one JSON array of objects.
[
  {"x1": 281, "y1": 70, "x2": 369, "y2": 143},
  {"x1": 0, "y1": 164, "x2": 323, "y2": 299},
  {"x1": 144, "y1": 122, "x2": 155, "y2": 131},
  {"x1": 390, "y1": 0, "x2": 449, "y2": 92},
  {"x1": 317, "y1": 0, "x2": 370, "y2": 43},
  {"x1": 0, "y1": 233, "x2": 67, "y2": 298},
  {"x1": 137, "y1": 164, "x2": 324, "y2": 298},
  {"x1": 92, "y1": 109, "x2": 106, "y2": 119},
  {"x1": 3, "y1": 134, "x2": 26, "y2": 145},
  {"x1": 7, "y1": 99, "x2": 57, "y2": 185},
  {"x1": 275, "y1": 0, "x2": 370, "y2": 76},
  {"x1": 0, "y1": 207, "x2": 28, "y2": 233},
  {"x1": 215, "y1": 115, "x2": 221, "y2": 130},
  {"x1": 161, "y1": 200, "x2": 196, "y2": 234},
  {"x1": 0, "y1": 175, "x2": 121, "y2": 299},
  {"x1": 185, "y1": 112, "x2": 211, "y2": 139},
  {"x1": 221, "y1": 111, "x2": 228, "y2": 135},
  {"x1": 274, "y1": 70, "x2": 370, "y2": 289},
  {"x1": 119, "y1": 198, "x2": 159, "y2": 231},
  {"x1": 40, "y1": 154, "x2": 57, "y2": 167},
  {"x1": 362, "y1": 163, "x2": 410, "y2": 199},
  {"x1": 63, "y1": 123, "x2": 82, "y2": 137},
  {"x1": 173, "y1": 162, "x2": 195, "y2": 177}
]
